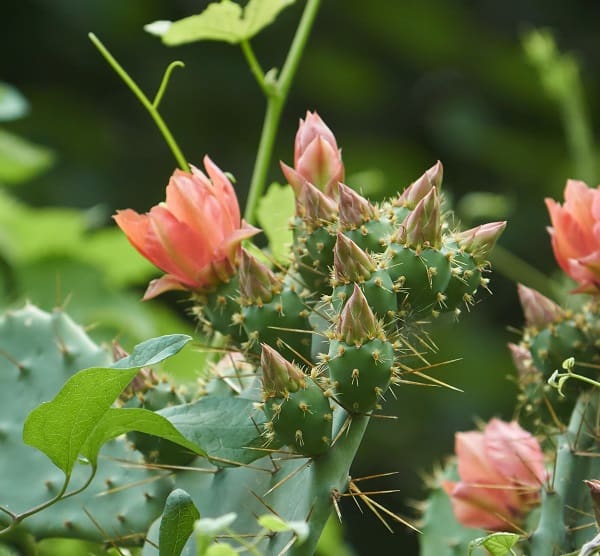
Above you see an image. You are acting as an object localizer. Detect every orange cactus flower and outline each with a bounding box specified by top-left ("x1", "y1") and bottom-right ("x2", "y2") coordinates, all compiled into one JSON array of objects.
[
  {"x1": 114, "y1": 156, "x2": 259, "y2": 299},
  {"x1": 442, "y1": 419, "x2": 545, "y2": 531},
  {"x1": 546, "y1": 179, "x2": 600, "y2": 293}
]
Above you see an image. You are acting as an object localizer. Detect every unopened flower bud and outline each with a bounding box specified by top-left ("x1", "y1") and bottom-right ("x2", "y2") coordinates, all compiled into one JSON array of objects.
[
  {"x1": 333, "y1": 233, "x2": 376, "y2": 283},
  {"x1": 337, "y1": 284, "x2": 378, "y2": 345},
  {"x1": 401, "y1": 187, "x2": 441, "y2": 248},
  {"x1": 296, "y1": 180, "x2": 338, "y2": 225},
  {"x1": 454, "y1": 221, "x2": 506, "y2": 261},
  {"x1": 338, "y1": 183, "x2": 376, "y2": 229},
  {"x1": 239, "y1": 249, "x2": 280, "y2": 305},
  {"x1": 517, "y1": 284, "x2": 564, "y2": 328},
  {"x1": 293, "y1": 111, "x2": 344, "y2": 197},
  {"x1": 397, "y1": 161, "x2": 443, "y2": 209},
  {"x1": 507, "y1": 342, "x2": 537, "y2": 379},
  {"x1": 261, "y1": 343, "x2": 305, "y2": 396}
]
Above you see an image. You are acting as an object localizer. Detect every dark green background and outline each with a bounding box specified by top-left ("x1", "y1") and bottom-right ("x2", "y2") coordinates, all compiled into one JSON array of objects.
[{"x1": 4, "y1": 1, "x2": 600, "y2": 553}]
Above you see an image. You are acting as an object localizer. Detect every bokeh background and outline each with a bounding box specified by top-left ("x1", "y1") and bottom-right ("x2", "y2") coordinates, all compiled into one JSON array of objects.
[{"x1": 3, "y1": 1, "x2": 600, "y2": 554}]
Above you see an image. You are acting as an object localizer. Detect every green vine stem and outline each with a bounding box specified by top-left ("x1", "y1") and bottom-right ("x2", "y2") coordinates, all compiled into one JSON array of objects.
[
  {"x1": 243, "y1": 0, "x2": 322, "y2": 225},
  {"x1": 88, "y1": 33, "x2": 189, "y2": 173}
]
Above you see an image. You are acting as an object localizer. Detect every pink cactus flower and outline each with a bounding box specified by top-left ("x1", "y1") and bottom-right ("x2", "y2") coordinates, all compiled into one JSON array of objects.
[
  {"x1": 114, "y1": 156, "x2": 259, "y2": 299},
  {"x1": 546, "y1": 179, "x2": 600, "y2": 293},
  {"x1": 281, "y1": 111, "x2": 344, "y2": 197},
  {"x1": 443, "y1": 419, "x2": 546, "y2": 531}
]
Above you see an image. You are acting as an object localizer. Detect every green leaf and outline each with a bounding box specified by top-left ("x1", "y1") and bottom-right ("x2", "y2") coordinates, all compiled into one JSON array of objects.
[
  {"x1": 468, "y1": 532, "x2": 520, "y2": 556},
  {"x1": 157, "y1": 396, "x2": 268, "y2": 465},
  {"x1": 256, "y1": 182, "x2": 294, "y2": 263},
  {"x1": 150, "y1": 0, "x2": 295, "y2": 46},
  {"x1": 195, "y1": 514, "x2": 237, "y2": 556},
  {"x1": 0, "y1": 128, "x2": 54, "y2": 185},
  {"x1": 0, "y1": 82, "x2": 29, "y2": 121},
  {"x1": 112, "y1": 334, "x2": 192, "y2": 369},
  {"x1": 204, "y1": 545, "x2": 237, "y2": 556},
  {"x1": 23, "y1": 334, "x2": 191, "y2": 474},
  {"x1": 159, "y1": 489, "x2": 200, "y2": 556},
  {"x1": 80, "y1": 407, "x2": 206, "y2": 467},
  {"x1": 258, "y1": 515, "x2": 308, "y2": 543}
]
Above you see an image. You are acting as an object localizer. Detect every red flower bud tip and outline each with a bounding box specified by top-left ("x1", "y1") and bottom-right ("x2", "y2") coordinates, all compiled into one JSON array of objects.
[
  {"x1": 397, "y1": 161, "x2": 443, "y2": 209},
  {"x1": 454, "y1": 221, "x2": 507, "y2": 261},
  {"x1": 292, "y1": 111, "x2": 344, "y2": 198},
  {"x1": 546, "y1": 179, "x2": 600, "y2": 294},
  {"x1": 517, "y1": 284, "x2": 564, "y2": 329},
  {"x1": 114, "y1": 156, "x2": 260, "y2": 300},
  {"x1": 400, "y1": 187, "x2": 441, "y2": 248},
  {"x1": 442, "y1": 419, "x2": 546, "y2": 531},
  {"x1": 261, "y1": 343, "x2": 305, "y2": 397},
  {"x1": 238, "y1": 249, "x2": 280, "y2": 306},
  {"x1": 507, "y1": 342, "x2": 537, "y2": 379},
  {"x1": 296, "y1": 180, "x2": 338, "y2": 225},
  {"x1": 333, "y1": 232, "x2": 375, "y2": 284},
  {"x1": 338, "y1": 183, "x2": 376, "y2": 229},
  {"x1": 337, "y1": 284, "x2": 378, "y2": 346}
]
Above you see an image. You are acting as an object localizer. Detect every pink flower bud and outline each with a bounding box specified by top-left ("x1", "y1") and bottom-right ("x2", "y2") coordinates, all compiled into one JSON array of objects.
[
  {"x1": 507, "y1": 342, "x2": 537, "y2": 379},
  {"x1": 401, "y1": 187, "x2": 441, "y2": 248},
  {"x1": 454, "y1": 221, "x2": 506, "y2": 261},
  {"x1": 397, "y1": 161, "x2": 443, "y2": 209},
  {"x1": 114, "y1": 156, "x2": 259, "y2": 299},
  {"x1": 546, "y1": 179, "x2": 600, "y2": 293},
  {"x1": 291, "y1": 111, "x2": 344, "y2": 197},
  {"x1": 333, "y1": 232, "x2": 376, "y2": 284},
  {"x1": 261, "y1": 343, "x2": 305, "y2": 397},
  {"x1": 443, "y1": 419, "x2": 545, "y2": 531},
  {"x1": 296, "y1": 180, "x2": 338, "y2": 225},
  {"x1": 337, "y1": 284, "x2": 378, "y2": 345},
  {"x1": 338, "y1": 183, "x2": 376, "y2": 229},
  {"x1": 517, "y1": 284, "x2": 564, "y2": 328},
  {"x1": 238, "y1": 249, "x2": 280, "y2": 305}
]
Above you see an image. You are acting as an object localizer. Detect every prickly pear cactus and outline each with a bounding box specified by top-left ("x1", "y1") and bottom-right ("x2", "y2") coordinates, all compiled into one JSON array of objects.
[{"x1": 0, "y1": 304, "x2": 175, "y2": 547}]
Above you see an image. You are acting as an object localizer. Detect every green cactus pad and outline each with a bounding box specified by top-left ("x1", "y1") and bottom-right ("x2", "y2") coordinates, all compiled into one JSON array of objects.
[
  {"x1": 201, "y1": 277, "x2": 246, "y2": 345},
  {"x1": 331, "y1": 269, "x2": 397, "y2": 322},
  {"x1": 328, "y1": 338, "x2": 394, "y2": 413},
  {"x1": 0, "y1": 304, "x2": 173, "y2": 545},
  {"x1": 529, "y1": 320, "x2": 596, "y2": 377},
  {"x1": 386, "y1": 244, "x2": 451, "y2": 314},
  {"x1": 343, "y1": 218, "x2": 394, "y2": 254},
  {"x1": 294, "y1": 225, "x2": 337, "y2": 293},
  {"x1": 441, "y1": 250, "x2": 483, "y2": 312},
  {"x1": 263, "y1": 376, "x2": 333, "y2": 457},
  {"x1": 242, "y1": 286, "x2": 312, "y2": 362}
]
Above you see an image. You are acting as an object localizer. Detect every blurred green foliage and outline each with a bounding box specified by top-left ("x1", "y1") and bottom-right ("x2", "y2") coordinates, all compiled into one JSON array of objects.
[{"x1": 2, "y1": 1, "x2": 599, "y2": 554}]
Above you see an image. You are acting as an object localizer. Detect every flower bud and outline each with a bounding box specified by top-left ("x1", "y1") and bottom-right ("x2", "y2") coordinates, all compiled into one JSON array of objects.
[
  {"x1": 261, "y1": 343, "x2": 305, "y2": 397},
  {"x1": 401, "y1": 187, "x2": 441, "y2": 248},
  {"x1": 454, "y1": 221, "x2": 506, "y2": 262},
  {"x1": 292, "y1": 111, "x2": 344, "y2": 197},
  {"x1": 517, "y1": 284, "x2": 564, "y2": 328},
  {"x1": 296, "y1": 180, "x2": 338, "y2": 225},
  {"x1": 338, "y1": 183, "x2": 376, "y2": 229},
  {"x1": 337, "y1": 284, "x2": 378, "y2": 345},
  {"x1": 397, "y1": 161, "x2": 443, "y2": 209},
  {"x1": 507, "y1": 342, "x2": 537, "y2": 379},
  {"x1": 238, "y1": 249, "x2": 280, "y2": 305},
  {"x1": 332, "y1": 232, "x2": 376, "y2": 284}
]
